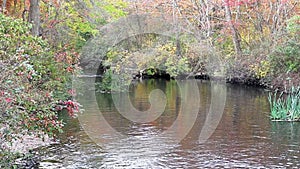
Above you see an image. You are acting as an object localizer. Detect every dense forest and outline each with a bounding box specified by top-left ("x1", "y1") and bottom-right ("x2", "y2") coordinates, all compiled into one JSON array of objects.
[{"x1": 0, "y1": 0, "x2": 299, "y2": 167}]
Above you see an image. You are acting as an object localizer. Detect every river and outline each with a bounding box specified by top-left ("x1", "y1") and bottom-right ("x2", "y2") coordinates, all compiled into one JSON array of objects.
[{"x1": 37, "y1": 79, "x2": 300, "y2": 168}]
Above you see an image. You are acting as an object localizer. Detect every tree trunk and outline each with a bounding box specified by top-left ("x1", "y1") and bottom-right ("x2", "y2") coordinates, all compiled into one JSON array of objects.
[
  {"x1": 1, "y1": 0, "x2": 7, "y2": 13},
  {"x1": 205, "y1": 0, "x2": 212, "y2": 37},
  {"x1": 28, "y1": 0, "x2": 40, "y2": 36},
  {"x1": 223, "y1": 0, "x2": 242, "y2": 57}
]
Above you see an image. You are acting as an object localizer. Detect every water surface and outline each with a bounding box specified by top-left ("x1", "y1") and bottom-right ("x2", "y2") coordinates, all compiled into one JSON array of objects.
[{"x1": 38, "y1": 79, "x2": 300, "y2": 168}]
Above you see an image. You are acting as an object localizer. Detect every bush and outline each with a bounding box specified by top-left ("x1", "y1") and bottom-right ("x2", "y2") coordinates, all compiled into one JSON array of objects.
[
  {"x1": 269, "y1": 40, "x2": 300, "y2": 74},
  {"x1": 269, "y1": 15, "x2": 300, "y2": 75},
  {"x1": 0, "y1": 14, "x2": 80, "y2": 167}
]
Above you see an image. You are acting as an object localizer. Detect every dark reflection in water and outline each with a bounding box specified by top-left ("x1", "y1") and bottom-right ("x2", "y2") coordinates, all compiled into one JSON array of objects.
[
  {"x1": 97, "y1": 79, "x2": 180, "y2": 136},
  {"x1": 38, "y1": 79, "x2": 300, "y2": 169}
]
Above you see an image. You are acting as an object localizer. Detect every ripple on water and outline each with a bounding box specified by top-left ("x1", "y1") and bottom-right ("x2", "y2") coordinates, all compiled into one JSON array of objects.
[{"x1": 37, "y1": 80, "x2": 300, "y2": 168}]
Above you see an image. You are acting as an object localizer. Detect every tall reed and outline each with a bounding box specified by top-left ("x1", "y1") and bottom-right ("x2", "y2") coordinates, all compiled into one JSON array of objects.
[{"x1": 268, "y1": 86, "x2": 300, "y2": 121}]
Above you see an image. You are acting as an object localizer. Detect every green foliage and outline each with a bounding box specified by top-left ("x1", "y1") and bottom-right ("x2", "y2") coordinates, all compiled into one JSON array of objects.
[
  {"x1": 62, "y1": 1, "x2": 99, "y2": 49},
  {"x1": 165, "y1": 57, "x2": 190, "y2": 77},
  {"x1": 214, "y1": 35, "x2": 235, "y2": 57},
  {"x1": 99, "y1": 34, "x2": 196, "y2": 92},
  {"x1": 101, "y1": 0, "x2": 128, "y2": 20},
  {"x1": 269, "y1": 40, "x2": 300, "y2": 73},
  {"x1": 269, "y1": 86, "x2": 300, "y2": 121},
  {"x1": 287, "y1": 15, "x2": 300, "y2": 35},
  {"x1": 145, "y1": 67, "x2": 157, "y2": 76},
  {"x1": 58, "y1": 0, "x2": 127, "y2": 49},
  {"x1": 96, "y1": 70, "x2": 113, "y2": 92},
  {"x1": 0, "y1": 150, "x2": 21, "y2": 168},
  {"x1": 95, "y1": 69, "x2": 131, "y2": 93},
  {"x1": 105, "y1": 34, "x2": 192, "y2": 78},
  {"x1": 266, "y1": 15, "x2": 300, "y2": 78}
]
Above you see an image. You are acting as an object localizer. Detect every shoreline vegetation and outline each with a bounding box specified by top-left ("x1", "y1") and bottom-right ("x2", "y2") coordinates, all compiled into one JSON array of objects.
[
  {"x1": 269, "y1": 86, "x2": 300, "y2": 122},
  {"x1": 0, "y1": 0, "x2": 299, "y2": 168}
]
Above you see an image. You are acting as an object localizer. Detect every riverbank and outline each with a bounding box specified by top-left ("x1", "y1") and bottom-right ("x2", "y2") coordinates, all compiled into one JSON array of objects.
[
  {"x1": 0, "y1": 133, "x2": 55, "y2": 168},
  {"x1": 5, "y1": 134, "x2": 54, "y2": 154},
  {"x1": 136, "y1": 67, "x2": 299, "y2": 92}
]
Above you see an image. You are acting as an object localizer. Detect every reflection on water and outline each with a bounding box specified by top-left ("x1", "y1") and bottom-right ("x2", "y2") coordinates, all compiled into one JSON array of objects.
[{"x1": 38, "y1": 79, "x2": 300, "y2": 168}]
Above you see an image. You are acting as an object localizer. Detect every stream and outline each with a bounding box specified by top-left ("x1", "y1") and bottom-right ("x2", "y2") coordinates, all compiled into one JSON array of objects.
[{"x1": 37, "y1": 79, "x2": 300, "y2": 168}]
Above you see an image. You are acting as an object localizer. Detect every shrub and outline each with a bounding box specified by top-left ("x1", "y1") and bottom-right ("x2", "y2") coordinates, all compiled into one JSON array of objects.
[
  {"x1": 0, "y1": 14, "x2": 80, "y2": 167},
  {"x1": 269, "y1": 15, "x2": 300, "y2": 75},
  {"x1": 269, "y1": 40, "x2": 300, "y2": 74}
]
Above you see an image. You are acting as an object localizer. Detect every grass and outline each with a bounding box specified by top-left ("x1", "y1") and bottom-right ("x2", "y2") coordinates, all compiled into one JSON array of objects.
[{"x1": 268, "y1": 86, "x2": 300, "y2": 121}]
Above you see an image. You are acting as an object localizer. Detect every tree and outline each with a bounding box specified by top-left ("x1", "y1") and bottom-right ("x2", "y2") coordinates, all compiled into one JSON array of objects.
[
  {"x1": 28, "y1": 0, "x2": 40, "y2": 36},
  {"x1": 223, "y1": 0, "x2": 242, "y2": 57},
  {"x1": 1, "y1": 0, "x2": 7, "y2": 13}
]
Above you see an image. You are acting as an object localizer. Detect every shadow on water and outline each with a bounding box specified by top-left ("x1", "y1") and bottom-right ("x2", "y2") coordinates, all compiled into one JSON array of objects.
[{"x1": 37, "y1": 79, "x2": 300, "y2": 168}]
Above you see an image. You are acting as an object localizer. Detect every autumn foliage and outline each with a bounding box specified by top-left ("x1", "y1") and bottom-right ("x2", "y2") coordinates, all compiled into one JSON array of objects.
[
  {"x1": 0, "y1": 11, "x2": 81, "y2": 167},
  {"x1": 0, "y1": 0, "x2": 299, "y2": 166}
]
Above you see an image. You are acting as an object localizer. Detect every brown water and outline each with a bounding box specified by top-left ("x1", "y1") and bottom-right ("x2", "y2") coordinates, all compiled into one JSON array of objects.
[{"x1": 38, "y1": 79, "x2": 300, "y2": 168}]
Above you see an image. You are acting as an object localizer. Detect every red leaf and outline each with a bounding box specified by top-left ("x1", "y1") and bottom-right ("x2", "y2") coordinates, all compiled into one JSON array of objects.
[{"x1": 5, "y1": 98, "x2": 12, "y2": 103}]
